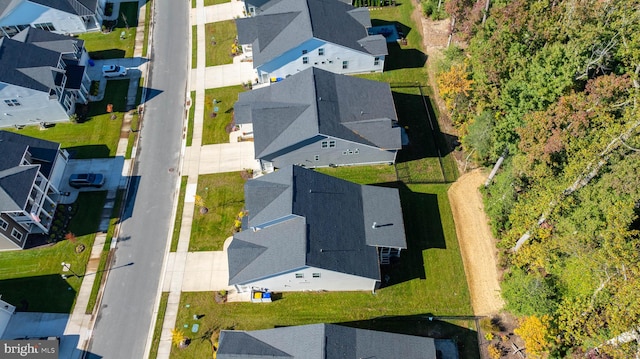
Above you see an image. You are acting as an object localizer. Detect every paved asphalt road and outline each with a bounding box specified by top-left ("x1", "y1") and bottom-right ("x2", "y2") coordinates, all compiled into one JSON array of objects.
[{"x1": 87, "y1": 1, "x2": 188, "y2": 358}]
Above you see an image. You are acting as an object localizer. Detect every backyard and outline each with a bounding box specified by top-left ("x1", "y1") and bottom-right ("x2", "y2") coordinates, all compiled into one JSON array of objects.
[{"x1": 0, "y1": 192, "x2": 106, "y2": 313}]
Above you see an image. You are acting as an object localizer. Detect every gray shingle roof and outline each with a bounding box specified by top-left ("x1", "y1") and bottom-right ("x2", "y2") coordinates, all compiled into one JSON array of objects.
[
  {"x1": 29, "y1": 0, "x2": 97, "y2": 16},
  {"x1": 0, "y1": 0, "x2": 21, "y2": 17},
  {"x1": 0, "y1": 131, "x2": 59, "y2": 176},
  {"x1": 0, "y1": 166, "x2": 37, "y2": 211},
  {"x1": 227, "y1": 165, "x2": 406, "y2": 285},
  {"x1": 234, "y1": 67, "x2": 401, "y2": 159},
  {"x1": 12, "y1": 27, "x2": 85, "y2": 55},
  {"x1": 0, "y1": 37, "x2": 62, "y2": 92},
  {"x1": 217, "y1": 324, "x2": 437, "y2": 359},
  {"x1": 236, "y1": 0, "x2": 387, "y2": 67}
]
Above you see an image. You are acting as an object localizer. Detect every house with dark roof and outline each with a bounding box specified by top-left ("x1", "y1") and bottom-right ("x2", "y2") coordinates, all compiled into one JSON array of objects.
[
  {"x1": 217, "y1": 324, "x2": 441, "y2": 359},
  {"x1": 236, "y1": 0, "x2": 387, "y2": 84},
  {"x1": 227, "y1": 165, "x2": 406, "y2": 293},
  {"x1": 0, "y1": 27, "x2": 91, "y2": 128},
  {"x1": 234, "y1": 67, "x2": 402, "y2": 172},
  {"x1": 0, "y1": 0, "x2": 104, "y2": 38},
  {"x1": 0, "y1": 131, "x2": 69, "y2": 250}
]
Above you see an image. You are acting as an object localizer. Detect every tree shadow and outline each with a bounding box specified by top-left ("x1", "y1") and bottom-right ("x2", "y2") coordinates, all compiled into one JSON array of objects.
[
  {"x1": 0, "y1": 275, "x2": 77, "y2": 313},
  {"x1": 335, "y1": 314, "x2": 479, "y2": 359}
]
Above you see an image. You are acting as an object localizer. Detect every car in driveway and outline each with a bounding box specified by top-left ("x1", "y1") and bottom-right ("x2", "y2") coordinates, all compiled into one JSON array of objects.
[
  {"x1": 69, "y1": 173, "x2": 105, "y2": 188},
  {"x1": 102, "y1": 65, "x2": 127, "y2": 77}
]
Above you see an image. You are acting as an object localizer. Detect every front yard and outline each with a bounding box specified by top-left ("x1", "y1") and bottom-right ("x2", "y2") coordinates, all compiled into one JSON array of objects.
[
  {"x1": 8, "y1": 79, "x2": 129, "y2": 158},
  {"x1": 189, "y1": 172, "x2": 246, "y2": 251},
  {"x1": 205, "y1": 20, "x2": 238, "y2": 67},
  {"x1": 0, "y1": 192, "x2": 106, "y2": 313},
  {"x1": 202, "y1": 86, "x2": 245, "y2": 145}
]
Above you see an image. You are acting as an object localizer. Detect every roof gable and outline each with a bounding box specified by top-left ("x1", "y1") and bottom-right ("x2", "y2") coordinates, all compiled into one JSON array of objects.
[
  {"x1": 29, "y1": 0, "x2": 97, "y2": 16},
  {"x1": 0, "y1": 165, "x2": 37, "y2": 211},
  {"x1": 0, "y1": 37, "x2": 61, "y2": 92},
  {"x1": 217, "y1": 332, "x2": 293, "y2": 358}
]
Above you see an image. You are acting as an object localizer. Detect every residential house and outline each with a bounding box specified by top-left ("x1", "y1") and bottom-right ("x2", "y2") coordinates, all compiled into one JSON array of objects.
[
  {"x1": 236, "y1": 0, "x2": 387, "y2": 84},
  {"x1": 0, "y1": 131, "x2": 69, "y2": 250},
  {"x1": 0, "y1": 27, "x2": 91, "y2": 128},
  {"x1": 234, "y1": 67, "x2": 403, "y2": 172},
  {"x1": 227, "y1": 165, "x2": 406, "y2": 293},
  {"x1": 217, "y1": 324, "x2": 440, "y2": 359},
  {"x1": 0, "y1": 0, "x2": 105, "y2": 38}
]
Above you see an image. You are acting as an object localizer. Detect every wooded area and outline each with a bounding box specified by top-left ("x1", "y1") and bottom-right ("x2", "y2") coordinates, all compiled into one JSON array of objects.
[{"x1": 434, "y1": 0, "x2": 640, "y2": 356}]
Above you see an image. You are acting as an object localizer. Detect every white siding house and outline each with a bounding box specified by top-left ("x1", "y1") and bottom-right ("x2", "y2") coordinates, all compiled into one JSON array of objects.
[
  {"x1": 236, "y1": 0, "x2": 387, "y2": 84},
  {"x1": 0, "y1": 27, "x2": 91, "y2": 127},
  {"x1": 0, "y1": 0, "x2": 105, "y2": 38},
  {"x1": 227, "y1": 166, "x2": 407, "y2": 293}
]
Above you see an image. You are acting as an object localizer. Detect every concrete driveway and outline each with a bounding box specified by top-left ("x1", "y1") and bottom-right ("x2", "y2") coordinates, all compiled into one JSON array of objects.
[
  {"x1": 190, "y1": 61, "x2": 256, "y2": 90},
  {"x1": 58, "y1": 157, "x2": 125, "y2": 204},
  {"x1": 190, "y1": 1, "x2": 245, "y2": 24},
  {"x1": 185, "y1": 142, "x2": 259, "y2": 175}
]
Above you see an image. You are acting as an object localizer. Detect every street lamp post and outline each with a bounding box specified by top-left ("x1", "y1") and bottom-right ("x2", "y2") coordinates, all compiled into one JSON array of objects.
[{"x1": 61, "y1": 262, "x2": 80, "y2": 278}]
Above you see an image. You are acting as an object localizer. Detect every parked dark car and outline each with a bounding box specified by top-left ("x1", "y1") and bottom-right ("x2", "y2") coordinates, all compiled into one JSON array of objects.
[{"x1": 69, "y1": 173, "x2": 105, "y2": 188}]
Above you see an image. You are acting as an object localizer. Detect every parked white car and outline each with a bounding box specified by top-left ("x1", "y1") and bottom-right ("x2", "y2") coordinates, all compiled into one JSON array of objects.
[{"x1": 102, "y1": 65, "x2": 127, "y2": 77}]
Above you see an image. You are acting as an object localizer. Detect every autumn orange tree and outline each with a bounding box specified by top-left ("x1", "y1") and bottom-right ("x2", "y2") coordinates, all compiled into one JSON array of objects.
[
  {"x1": 515, "y1": 315, "x2": 555, "y2": 358},
  {"x1": 436, "y1": 62, "x2": 473, "y2": 122}
]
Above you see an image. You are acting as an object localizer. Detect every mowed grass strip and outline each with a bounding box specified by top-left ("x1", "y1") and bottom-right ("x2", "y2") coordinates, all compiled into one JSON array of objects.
[{"x1": 189, "y1": 172, "x2": 246, "y2": 251}]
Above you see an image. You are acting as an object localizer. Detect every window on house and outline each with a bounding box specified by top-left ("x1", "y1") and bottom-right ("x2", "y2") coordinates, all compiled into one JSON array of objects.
[
  {"x1": 34, "y1": 23, "x2": 56, "y2": 31},
  {"x1": 314, "y1": 155, "x2": 319, "y2": 161},
  {"x1": 321, "y1": 140, "x2": 336, "y2": 148},
  {"x1": 342, "y1": 61, "x2": 348, "y2": 69},
  {"x1": 4, "y1": 99, "x2": 21, "y2": 107},
  {"x1": 354, "y1": 148, "x2": 359, "y2": 154},
  {"x1": 302, "y1": 56, "x2": 309, "y2": 64},
  {"x1": 0, "y1": 218, "x2": 8, "y2": 230},
  {"x1": 312, "y1": 273, "x2": 321, "y2": 278},
  {"x1": 295, "y1": 273, "x2": 304, "y2": 278},
  {"x1": 318, "y1": 48, "x2": 324, "y2": 56},
  {"x1": 302, "y1": 49, "x2": 308, "y2": 55},
  {"x1": 11, "y1": 228, "x2": 23, "y2": 241},
  {"x1": 374, "y1": 57, "x2": 381, "y2": 66}
]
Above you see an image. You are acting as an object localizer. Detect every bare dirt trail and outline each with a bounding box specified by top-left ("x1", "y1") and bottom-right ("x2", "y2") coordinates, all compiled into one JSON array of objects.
[
  {"x1": 410, "y1": 1, "x2": 505, "y2": 316},
  {"x1": 448, "y1": 169, "x2": 505, "y2": 315}
]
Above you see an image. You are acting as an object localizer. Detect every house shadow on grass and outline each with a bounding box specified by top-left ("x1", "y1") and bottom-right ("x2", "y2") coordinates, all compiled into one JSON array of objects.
[
  {"x1": 64, "y1": 144, "x2": 111, "y2": 159},
  {"x1": 335, "y1": 314, "x2": 479, "y2": 359},
  {"x1": 0, "y1": 275, "x2": 76, "y2": 313},
  {"x1": 393, "y1": 91, "x2": 454, "y2": 163},
  {"x1": 88, "y1": 49, "x2": 126, "y2": 60},
  {"x1": 370, "y1": 182, "x2": 446, "y2": 284}
]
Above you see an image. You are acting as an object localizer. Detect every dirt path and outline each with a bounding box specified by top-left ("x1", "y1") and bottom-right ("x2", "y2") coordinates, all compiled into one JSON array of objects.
[{"x1": 448, "y1": 169, "x2": 505, "y2": 315}]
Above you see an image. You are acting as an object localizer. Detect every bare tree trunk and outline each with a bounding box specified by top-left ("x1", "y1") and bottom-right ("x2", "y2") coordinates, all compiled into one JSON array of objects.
[{"x1": 482, "y1": 0, "x2": 490, "y2": 24}]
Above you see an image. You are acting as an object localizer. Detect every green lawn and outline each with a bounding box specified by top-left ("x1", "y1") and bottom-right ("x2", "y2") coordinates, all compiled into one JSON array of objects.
[
  {"x1": 189, "y1": 172, "x2": 246, "y2": 251},
  {"x1": 149, "y1": 292, "x2": 169, "y2": 359},
  {"x1": 142, "y1": 0, "x2": 153, "y2": 57},
  {"x1": 316, "y1": 164, "x2": 397, "y2": 184},
  {"x1": 171, "y1": 181, "x2": 476, "y2": 358},
  {"x1": 85, "y1": 190, "x2": 123, "y2": 314},
  {"x1": 191, "y1": 25, "x2": 197, "y2": 69},
  {"x1": 187, "y1": 91, "x2": 195, "y2": 146},
  {"x1": 358, "y1": 5, "x2": 429, "y2": 85},
  {"x1": 202, "y1": 86, "x2": 244, "y2": 145},
  {"x1": 171, "y1": 177, "x2": 189, "y2": 252},
  {"x1": 205, "y1": 0, "x2": 231, "y2": 5},
  {"x1": 7, "y1": 80, "x2": 128, "y2": 158},
  {"x1": 205, "y1": 21, "x2": 237, "y2": 67},
  {"x1": 0, "y1": 192, "x2": 106, "y2": 313},
  {"x1": 78, "y1": 1, "x2": 139, "y2": 59}
]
